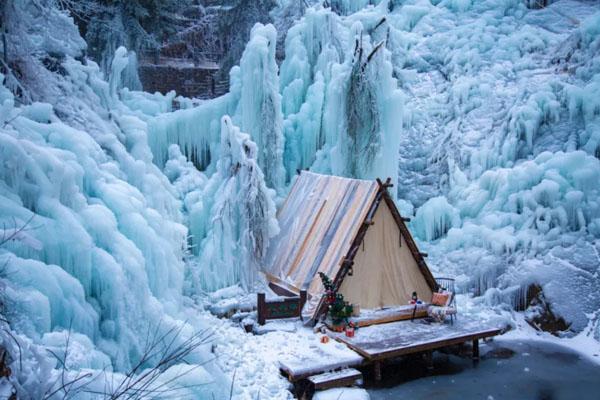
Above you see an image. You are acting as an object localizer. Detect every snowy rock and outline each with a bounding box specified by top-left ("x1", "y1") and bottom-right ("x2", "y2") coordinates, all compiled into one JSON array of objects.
[{"x1": 313, "y1": 388, "x2": 370, "y2": 400}]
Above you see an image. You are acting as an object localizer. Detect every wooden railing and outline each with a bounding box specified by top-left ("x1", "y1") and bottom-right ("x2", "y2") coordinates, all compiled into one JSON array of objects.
[{"x1": 435, "y1": 277, "x2": 455, "y2": 293}]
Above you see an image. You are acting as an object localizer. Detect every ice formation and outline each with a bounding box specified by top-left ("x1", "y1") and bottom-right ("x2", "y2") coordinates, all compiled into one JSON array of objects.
[
  {"x1": 0, "y1": 1, "x2": 225, "y2": 395},
  {"x1": 384, "y1": 0, "x2": 600, "y2": 337},
  {"x1": 280, "y1": 5, "x2": 404, "y2": 185},
  {"x1": 0, "y1": 55, "x2": 193, "y2": 369},
  {"x1": 146, "y1": 8, "x2": 404, "y2": 192},
  {"x1": 143, "y1": 0, "x2": 599, "y2": 339}
]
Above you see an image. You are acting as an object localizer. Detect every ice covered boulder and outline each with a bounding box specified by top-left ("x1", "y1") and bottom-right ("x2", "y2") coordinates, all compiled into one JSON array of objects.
[
  {"x1": 414, "y1": 196, "x2": 461, "y2": 241},
  {"x1": 313, "y1": 387, "x2": 370, "y2": 400}
]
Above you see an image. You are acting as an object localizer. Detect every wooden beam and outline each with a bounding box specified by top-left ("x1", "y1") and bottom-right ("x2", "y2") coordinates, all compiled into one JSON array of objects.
[
  {"x1": 424, "y1": 351, "x2": 434, "y2": 370},
  {"x1": 373, "y1": 361, "x2": 382, "y2": 382},
  {"x1": 257, "y1": 292, "x2": 266, "y2": 325},
  {"x1": 340, "y1": 258, "x2": 354, "y2": 267},
  {"x1": 353, "y1": 309, "x2": 428, "y2": 327},
  {"x1": 307, "y1": 368, "x2": 362, "y2": 391},
  {"x1": 472, "y1": 338, "x2": 480, "y2": 361},
  {"x1": 268, "y1": 281, "x2": 297, "y2": 297},
  {"x1": 281, "y1": 360, "x2": 366, "y2": 383},
  {"x1": 300, "y1": 290, "x2": 307, "y2": 311},
  {"x1": 376, "y1": 177, "x2": 393, "y2": 188}
]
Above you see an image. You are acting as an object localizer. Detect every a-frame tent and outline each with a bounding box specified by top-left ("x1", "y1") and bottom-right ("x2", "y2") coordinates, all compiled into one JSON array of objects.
[{"x1": 263, "y1": 171, "x2": 437, "y2": 323}]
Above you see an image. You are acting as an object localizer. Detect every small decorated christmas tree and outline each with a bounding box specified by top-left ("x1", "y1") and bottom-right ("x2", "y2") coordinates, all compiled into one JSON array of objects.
[{"x1": 319, "y1": 272, "x2": 353, "y2": 328}]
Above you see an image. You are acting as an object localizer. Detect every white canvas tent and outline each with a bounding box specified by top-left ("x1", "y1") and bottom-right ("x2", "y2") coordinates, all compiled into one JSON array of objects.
[{"x1": 263, "y1": 172, "x2": 437, "y2": 323}]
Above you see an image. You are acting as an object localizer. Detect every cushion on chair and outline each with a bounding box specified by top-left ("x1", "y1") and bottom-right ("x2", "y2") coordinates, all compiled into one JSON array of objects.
[{"x1": 431, "y1": 292, "x2": 449, "y2": 306}]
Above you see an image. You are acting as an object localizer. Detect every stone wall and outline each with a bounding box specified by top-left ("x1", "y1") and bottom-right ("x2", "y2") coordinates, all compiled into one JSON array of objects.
[{"x1": 138, "y1": 64, "x2": 229, "y2": 99}]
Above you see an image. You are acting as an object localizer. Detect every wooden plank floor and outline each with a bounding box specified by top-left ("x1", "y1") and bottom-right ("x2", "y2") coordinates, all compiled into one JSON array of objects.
[{"x1": 331, "y1": 315, "x2": 502, "y2": 361}]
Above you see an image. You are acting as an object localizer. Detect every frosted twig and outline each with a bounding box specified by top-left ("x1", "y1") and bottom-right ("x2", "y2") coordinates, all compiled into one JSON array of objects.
[
  {"x1": 0, "y1": 214, "x2": 36, "y2": 247},
  {"x1": 229, "y1": 368, "x2": 236, "y2": 400},
  {"x1": 0, "y1": 58, "x2": 32, "y2": 104}
]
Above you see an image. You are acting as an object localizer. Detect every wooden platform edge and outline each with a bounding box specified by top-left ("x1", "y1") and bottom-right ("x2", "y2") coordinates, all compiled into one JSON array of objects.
[
  {"x1": 353, "y1": 310, "x2": 429, "y2": 328},
  {"x1": 307, "y1": 368, "x2": 363, "y2": 391},
  {"x1": 279, "y1": 358, "x2": 366, "y2": 382}
]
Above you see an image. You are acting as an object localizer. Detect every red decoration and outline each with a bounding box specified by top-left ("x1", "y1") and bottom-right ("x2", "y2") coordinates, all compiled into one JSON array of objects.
[{"x1": 345, "y1": 324, "x2": 355, "y2": 338}]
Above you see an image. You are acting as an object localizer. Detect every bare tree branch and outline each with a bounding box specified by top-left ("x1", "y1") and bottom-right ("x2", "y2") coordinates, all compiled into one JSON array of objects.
[{"x1": 0, "y1": 214, "x2": 36, "y2": 247}]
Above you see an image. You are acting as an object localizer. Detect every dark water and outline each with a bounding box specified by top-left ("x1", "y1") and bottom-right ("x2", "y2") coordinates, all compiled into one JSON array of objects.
[{"x1": 367, "y1": 339, "x2": 600, "y2": 400}]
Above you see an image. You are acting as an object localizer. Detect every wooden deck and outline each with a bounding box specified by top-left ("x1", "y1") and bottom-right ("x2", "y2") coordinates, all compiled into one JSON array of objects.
[
  {"x1": 331, "y1": 315, "x2": 502, "y2": 362},
  {"x1": 278, "y1": 314, "x2": 504, "y2": 388}
]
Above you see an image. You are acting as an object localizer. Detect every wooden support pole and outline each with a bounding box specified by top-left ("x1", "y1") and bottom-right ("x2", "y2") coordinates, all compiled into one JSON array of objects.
[
  {"x1": 373, "y1": 361, "x2": 382, "y2": 382},
  {"x1": 257, "y1": 292, "x2": 266, "y2": 325},
  {"x1": 299, "y1": 290, "x2": 307, "y2": 313},
  {"x1": 376, "y1": 177, "x2": 394, "y2": 189},
  {"x1": 472, "y1": 338, "x2": 479, "y2": 361},
  {"x1": 424, "y1": 351, "x2": 434, "y2": 370}
]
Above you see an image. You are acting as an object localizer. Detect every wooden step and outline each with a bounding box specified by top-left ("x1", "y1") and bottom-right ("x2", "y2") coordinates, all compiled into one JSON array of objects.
[{"x1": 307, "y1": 368, "x2": 362, "y2": 391}]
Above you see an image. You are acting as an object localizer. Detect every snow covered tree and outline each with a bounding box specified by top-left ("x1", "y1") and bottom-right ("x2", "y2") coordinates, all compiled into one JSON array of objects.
[
  {"x1": 0, "y1": 0, "x2": 86, "y2": 103},
  {"x1": 189, "y1": 116, "x2": 279, "y2": 292},
  {"x1": 55, "y1": 0, "x2": 191, "y2": 73},
  {"x1": 236, "y1": 23, "x2": 286, "y2": 190},
  {"x1": 345, "y1": 36, "x2": 383, "y2": 178}
]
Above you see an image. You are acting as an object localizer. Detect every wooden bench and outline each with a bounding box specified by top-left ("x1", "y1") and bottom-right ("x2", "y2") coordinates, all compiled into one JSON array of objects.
[{"x1": 257, "y1": 290, "x2": 307, "y2": 325}]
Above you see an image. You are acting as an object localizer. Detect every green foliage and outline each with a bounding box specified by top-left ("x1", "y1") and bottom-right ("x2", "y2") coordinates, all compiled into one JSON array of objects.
[
  {"x1": 319, "y1": 272, "x2": 353, "y2": 326},
  {"x1": 319, "y1": 271, "x2": 334, "y2": 291}
]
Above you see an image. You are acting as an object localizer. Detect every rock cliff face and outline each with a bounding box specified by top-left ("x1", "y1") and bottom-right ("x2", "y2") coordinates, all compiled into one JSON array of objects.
[
  {"x1": 137, "y1": 0, "x2": 278, "y2": 99},
  {"x1": 138, "y1": 63, "x2": 228, "y2": 99}
]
